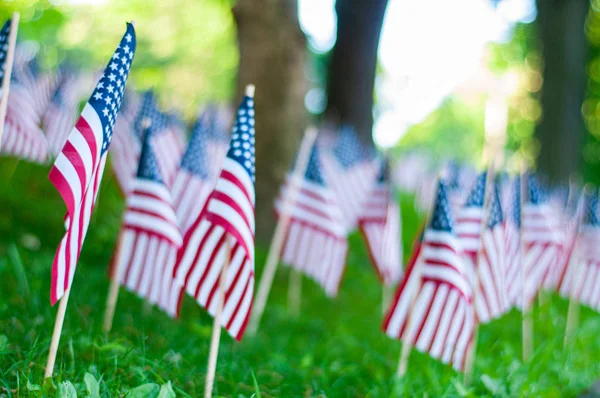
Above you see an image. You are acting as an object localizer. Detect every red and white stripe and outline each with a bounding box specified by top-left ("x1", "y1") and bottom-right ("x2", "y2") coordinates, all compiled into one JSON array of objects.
[
  {"x1": 383, "y1": 230, "x2": 473, "y2": 371},
  {"x1": 42, "y1": 78, "x2": 81, "y2": 156},
  {"x1": 151, "y1": 126, "x2": 186, "y2": 188},
  {"x1": 173, "y1": 158, "x2": 255, "y2": 340},
  {"x1": 455, "y1": 206, "x2": 483, "y2": 289},
  {"x1": 320, "y1": 153, "x2": 379, "y2": 231},
  {"x1": 48, "y1": 105, "x2": 106, "y2": 304},
  {"x1": 504, "y1": 221, "x2": 522, "y2": 308},
  {"x1": 171, "y1": 168, "x2": 214, "y2": 234},
  {"x1": 112, "y1": 179, "x2": 183, "y2": 316},
  {"x1": 110, "y1": 111, "x2": 140, "y2": 194},
  {"x1": 566, "y1": 227, "x2": 600, "y2": 310},
  {"x1": 521, "y1": 203, "x2": 562, "y2": 306},
  {"x1": 358, "y1": 183, "x2": 402, "y2": 286},
  {"x1": 276, "y1": 175, "x2": 348, "y2": 296},
  {"x1": 475, "y1": 222, "x2": 508, "y2": 323}
]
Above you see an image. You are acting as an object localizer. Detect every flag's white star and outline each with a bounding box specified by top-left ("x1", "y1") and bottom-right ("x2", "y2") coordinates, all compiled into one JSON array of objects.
[
  {"x1": 107, "y1": 85, "x2": 114, "y2": 93},
  {"x1": 123, "y1": 45, "x2": 130, "y2": 53},
  {"x1": 108, "y1": 73, "x2": 116, "y2": 82},
  {"x1": 125, "y1": 33, "x2": 132, "y2": 42},
  {"x1": 102, "y1": 108, "x2": 109, "y2": 116},
  {"x1": 93, "y1": 92, "x2": 102, "y2": 100},
  {"x1": 105, "y1": 96, "x2": 112, "y2": 105},
  {"x1": 112, "y1": 53, "x2": 120, "y2": 60},
  {"x1": 97, "y1": 81, "x2": 104, "y2": 89},
  {"x1": 109, "y1": 62, "x2": 117, "y2": 70},
  {"x1": 121, "y1": 56, "x2": 127, "y2": 64}
]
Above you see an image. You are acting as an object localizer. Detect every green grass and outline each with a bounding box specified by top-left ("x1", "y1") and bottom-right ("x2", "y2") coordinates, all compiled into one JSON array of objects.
[{"x1": 1, "y1": 159, "x2": 600, "y2": 397}]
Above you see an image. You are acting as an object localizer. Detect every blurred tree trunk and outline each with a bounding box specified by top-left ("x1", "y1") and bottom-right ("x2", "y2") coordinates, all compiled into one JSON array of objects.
[
  {"x1": 535, "y1": 0, "x2": 589, "y2": 182},
  {"x1": 233, "y1": 0, "x2": 308, "y2": 243},
  {"x1": 325, "y1": 0, "x2": 388, "y2": 142}
]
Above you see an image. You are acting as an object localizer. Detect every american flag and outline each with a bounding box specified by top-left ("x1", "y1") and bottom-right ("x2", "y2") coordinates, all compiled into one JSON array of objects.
[
  {"x1": 132, "y1": 91, "x2": 185, "y2": 188},
  {"x1": 172, "y1": 93, "x2": 255, "y2": 340},
  {"x1": 358, "y1": 161, "x2": 402, "y2": 286},
  {"x1": 48, "y1": 23, "x2": 136, "y2": 305},
  {"x1": 444, "y1": 161, "x2": 469, "y2": 215},
  {"x1": 455, "y1": 172, "x2": 487, "y2": 289},
  {"x1": 275, "y1": 144, "x2": 348, "y2": 296},
  {"x1": 521, "y1": 174, "x2": 562, "y2": 307},
  {"x1": 111, "y1": 128, "x2": 182, "y2": 316},
  {"x1": 570, "y1": 189, "x2": 600, "y2": 310},
  {"x1": 110, "y1": 89, "x2": 141, "y2": 193},
  {"x1": 2, "y1": 59, "x2": 50, "y2": 163},
  {"x1": 320, "y1": 126, "x2": 380, "y2": 231},
  {"x1": 171, "y1": 109, "x2": 221, "y2": 234},
  {"x1": 475, "y1": 181, "x2": 509, "y2": 323},
  {"x1": 383, "y1": 181, "x2": 473, "y2": 371},
  {"x1": 42, "y1": 71, "x2": 82, "y2": 156},
  {"x1": 504, "y1": 176, "x2": 522, "y2": 308},
  {"x1": 556, "y1": 190, "x2": 584, "y2": 297}
]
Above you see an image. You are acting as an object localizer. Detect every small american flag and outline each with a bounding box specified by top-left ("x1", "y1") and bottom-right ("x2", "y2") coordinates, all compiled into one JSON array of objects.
[
  {"x1": 42, "y1": 70, "x2": 82, "y2": 156},
  {"x1": 358, "y1": 161, "x2": 402, "y2": 286},
  {"x1": 556, "y1": 190, "x2": 584, "y2": 297},
  {"x1": 133, "y1": 91, "x2": 185, "y2": 188},
  {"x1": 171, "y1": 109, "x2": 222, "y2": 234},
  {"x1": 2, "y1": 61, "x2": 50, "y2": 163},
  {"x1": 111, "y1": 128, "x2": 182, "y2": 315},
  {"x1": 475, "y1": 181, "x2": 509, "y2": 323},
  {"x1": 504, "y1": 176, "x2": 522, "y2": 308},
  {"x1": 521, "y1": 174, "x2": 561, "y2": 307},
  {"x1": 570, "y1": 189, "x2": 600, "y2": 310},
  {"x1": 172, "y1": 93, "x2": 255, "y2": 340},
  {"x1": 276, "y1": 144, "x2": 348, "y2": 296},
  {"x1": 383, "y1": 180, "x2": 473, "y2": 371},
  {"x1": 48, "y1": 23, "x2": 136, "y2": 305},
  {"x1": 320, "y1": 126, "x2": 380, "y2": 231}
]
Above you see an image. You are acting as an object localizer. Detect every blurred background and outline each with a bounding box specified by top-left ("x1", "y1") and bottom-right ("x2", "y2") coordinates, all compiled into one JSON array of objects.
[{"x1": 0, "y1": 0, "x2": 597, "y2": 242}]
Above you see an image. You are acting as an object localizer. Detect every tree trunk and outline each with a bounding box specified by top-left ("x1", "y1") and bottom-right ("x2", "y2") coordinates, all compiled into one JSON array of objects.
[
  {"x1": 535, "y1": 0, "x2": 589, "y2": 183},
  {"x1": 233, "y1": 0, "x2": 308, "y2": 243},
  {"x1": 325, "y1": 0, "x2": 389, "y2": 142}
]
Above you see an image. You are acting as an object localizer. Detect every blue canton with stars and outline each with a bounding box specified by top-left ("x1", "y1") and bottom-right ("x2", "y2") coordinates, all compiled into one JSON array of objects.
[
  {"x1": 527, "y1": 174, "x2": 547, "y2": 204},
  {"x1": 486, "y1": 182, "x2": 504, "y2": 229},
  {"x1": 0, "y1": 19, "x2": 10, "y2": 87},
  {"x1": 465, "y1": 171, "x2": 487, "y2": 208},
  {"x1": 446, "y1": 160, "x2": 461, "y2": 191},
  {"x1": 180, "y1": 110, "x2": 214, "y2": 179},
  {"x1": 430, "y1": 181, "x2": 454, "y2": 232},
  {"x1": 510, "y1": 176, "x2": 521, "y2": 228},
  {"x1": 133, "y1": 91, "x2": 169, "y2": 140},
  {"x1": 305, "y1": 145, "x2": 326, "y2": 186},
  {"x1": 226, "y1": 95, "x2": 255, "y2": 182},
  {"x1": 583, "y1": 188, "x2": 599, "y2": 227},
  {"x1": 136, "y1": 128, "x2": 164, "y2": 184},
  {"x1": 333, "y1": 125, "x2": 372, "y2": 169},
  {"x1": 88, "y1": 23, "x2": 136, "y2": 155}
]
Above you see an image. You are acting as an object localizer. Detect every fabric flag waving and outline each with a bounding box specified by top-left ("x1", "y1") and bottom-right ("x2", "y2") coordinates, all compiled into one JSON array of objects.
[
  {"x1": 48, "y1": 23, "x2": 136, "y2": 305},
  {"x1": 111, "y1": 128, "x2": 182, "y2": 315},
  {"x1": 358, "y1": 161, "x2": 402, "y2": 286},
  {"x1": 172, "y1": 93, "x2": 255, "y2": 340},
  {"x1": 383, "y1": 180, "x2": 473, "y2": 371},
  {"x1": 475, "y1": 181, "x2": 509, "y2": 323},
  {"x1": 110, "y1": 89, "x2": 141, "y2": 193},
  {"x1": 275, "y1": 145, "x2": 348, "y2": 296},
  {"x1": 557, "y1": 190, "x2": 584, "y2": 297}
]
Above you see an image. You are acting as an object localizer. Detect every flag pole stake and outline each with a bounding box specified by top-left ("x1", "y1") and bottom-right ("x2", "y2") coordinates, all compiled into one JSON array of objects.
[
  {"x1": 204, "y1": 235, "x2": 232, "y2": 398},
  {"x1": 44, "y1": 287, "x2": 72, "y2": 379},
  {"x1": 102, "y1": 233, "x2": 125, "y2": 334},
  {"x1": 0, "y1": 13, "x2": 20, "y2": 149},
  {"x1": 248, "y1": 126, "x2": 318, "y2": 335},
  {"x1": 288, "y1": 268, "x2": 302, "y2": 316},
  {"x1": 519, "y1": 161, "x2": 533, "y2": 362}
]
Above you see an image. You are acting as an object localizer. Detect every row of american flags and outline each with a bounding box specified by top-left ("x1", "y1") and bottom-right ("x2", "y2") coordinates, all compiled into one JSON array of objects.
[{"x1": 2, "y1": 16, "x2": 600, "y2": 383}]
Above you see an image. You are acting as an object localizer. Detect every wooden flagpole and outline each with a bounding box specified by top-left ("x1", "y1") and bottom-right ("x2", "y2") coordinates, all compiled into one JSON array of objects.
[
  {"x1": 464, "y1": 160, "x2": 496, "y2": 385},
  {"x1": 564, "y1": 184, "x2": 588, "y2": 346},
  {"x1": 248, "y1": 126, "x2": 318, "y2": 335},
  {"x1": 44, "y1": 287, "x2": 71, "y2": 378},
  {"x1": 288, "y1": 268, "x2": 302, "y2": 317},
  {"x1": 520, "y1": 161, "x2": 533, "y2": 362},
  {"x1": 204, "y1": 235, "x2": 232, "y2": 398},
  {"x1": 0, "y1": 13, "x2": 20, "y2": 148},
  {"x1": 102, "y1": 117, "x2": 151, "y2": 334}
]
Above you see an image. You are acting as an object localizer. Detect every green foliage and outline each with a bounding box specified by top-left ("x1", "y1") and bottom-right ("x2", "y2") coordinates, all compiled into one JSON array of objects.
[
  {"x1": 1, "y1": 159, "x2": 600, "y2": 396},
  {"x1": 0, "y1": 0, "x2": 238, "y2": 118}
]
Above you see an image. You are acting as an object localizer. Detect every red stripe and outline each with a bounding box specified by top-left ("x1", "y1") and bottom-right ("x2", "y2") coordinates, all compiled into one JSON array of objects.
[{"x1": 76, "y1": 116, "x2": 98, "y2": 167}]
